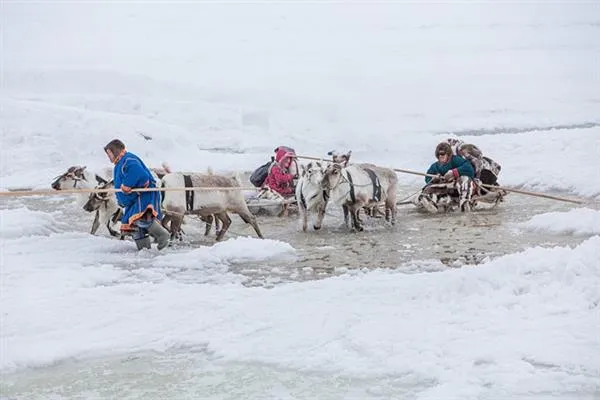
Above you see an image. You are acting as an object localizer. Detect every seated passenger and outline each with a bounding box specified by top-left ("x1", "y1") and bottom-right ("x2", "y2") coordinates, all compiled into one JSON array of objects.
[
  {"x1": 263, "y1": 147, "x2": 297, "y2": 197},
  {"x1": 418, "y1": 142, "x2": 475, "y2": 213},
  {"x1": 446, "y1": 138, "x2": 501, "y2": 187}
]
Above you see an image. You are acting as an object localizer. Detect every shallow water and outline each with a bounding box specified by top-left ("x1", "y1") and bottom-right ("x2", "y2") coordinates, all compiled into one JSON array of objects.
[
  {"x1": 199, "y1": 187, "x2": 584, "y2": 287},
  {"x1": 1, "y1": 348, "x2": 443, "y2": 400},
  {"x1": 2, "y1": 347, "x2": 598, "y2": 400},
  {"x1": 1, "y1": 186, "x2": 586, "y2": 288}
]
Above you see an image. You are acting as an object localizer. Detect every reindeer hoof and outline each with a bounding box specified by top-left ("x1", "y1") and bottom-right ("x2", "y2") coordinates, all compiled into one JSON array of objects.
[{"x1": 313, "y1": 225, "x2": 321, "y2": 231}]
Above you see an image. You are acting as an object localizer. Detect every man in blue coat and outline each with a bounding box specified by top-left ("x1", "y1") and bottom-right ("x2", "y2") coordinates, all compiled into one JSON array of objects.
[
  {"x1": 419, "y1": 142, "x2": 476, "y2": 213},
  {"x1": 104, "y1": 139, "x2": 170, "y2": 250}
]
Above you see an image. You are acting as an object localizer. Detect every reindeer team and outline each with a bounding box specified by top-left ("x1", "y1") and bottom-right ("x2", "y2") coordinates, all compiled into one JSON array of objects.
[
  {"x1": 50, "y1": 148, "x2": 399, "y2": 246},
  {"x1": 50, "y1": 135, "x2": 506, "y2": 251}
]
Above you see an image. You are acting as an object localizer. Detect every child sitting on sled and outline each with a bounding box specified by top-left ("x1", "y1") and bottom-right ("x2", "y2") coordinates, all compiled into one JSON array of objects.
[{"x1": 263, "y1": 146, "x2": 298, "y2": 198}]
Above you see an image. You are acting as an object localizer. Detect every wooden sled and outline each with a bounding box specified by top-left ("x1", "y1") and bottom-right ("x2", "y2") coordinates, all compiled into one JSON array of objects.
[{"x1": 245, "y1": 188, "x2": 298, "y2": 217}]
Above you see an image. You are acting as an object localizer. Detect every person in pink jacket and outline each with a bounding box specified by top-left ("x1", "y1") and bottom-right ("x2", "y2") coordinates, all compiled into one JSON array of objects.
[{"x1": 264, "y1": 147, "x2": 297, "y2": 197}]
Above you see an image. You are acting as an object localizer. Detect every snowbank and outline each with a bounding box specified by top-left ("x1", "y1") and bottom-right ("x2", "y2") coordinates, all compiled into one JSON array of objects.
[
  {"x1": 0, "y1": 207, "x2": 65, "y2": 239},
  {"x1": 2, "y1": 205, "x2": 598, "y2": 396},
  {"x1": 519, "y1": 208, "x2": 600, "y2": 236}
]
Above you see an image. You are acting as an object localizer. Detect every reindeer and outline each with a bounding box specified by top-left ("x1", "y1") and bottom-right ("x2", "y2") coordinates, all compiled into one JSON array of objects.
[
  {"x1": 51, "y1": 166, "x2": 121, "y2": 236},
  {"x1": 327, "y1": 150, "x2": 388, "y2": 224},
  {"x1": 52, "y1": 165, "x2": 209, "y2": 238},
  {"x1": 83, "y1": 179, "x2": 221, "y2": 240},
  {"x1": 321, "y1": 163, "x2": 398, "y2": 231},
  {"x1": 161, "y1": 172, "x2": 263, "y2": 242},
  {"x1": 295, "y1": 161, "x2": 329, "y2": 232}
]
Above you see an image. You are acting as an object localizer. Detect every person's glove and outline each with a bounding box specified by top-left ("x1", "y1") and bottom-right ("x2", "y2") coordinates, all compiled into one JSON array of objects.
[
  {"x1": 443, "y1": 169, "x2": 458, "y2": 181},
  {"x1": 429, "y1": 174, "x2": 443, "y2": 183}
]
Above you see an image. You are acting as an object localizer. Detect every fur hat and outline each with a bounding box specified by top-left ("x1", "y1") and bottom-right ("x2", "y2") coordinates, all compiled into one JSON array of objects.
[
  {"x1": 446, "y1": 138, "x2": 464, "y2": 155},
  {"x1": 435, "y1": 142, "x2": 452, "y2": 158}
]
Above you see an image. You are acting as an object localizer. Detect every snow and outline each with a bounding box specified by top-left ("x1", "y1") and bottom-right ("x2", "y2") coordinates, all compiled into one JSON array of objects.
[
  {"x1": 1, "y1": 1, "x2": 600, "y2": 398},
  {"x1": 519, "y1": 208, "x2": 600, "y2": 236},
  {"x1": 1, "y1": 205, "x2": 599, "y2": 395},
  {"x1": 1, "y1": 3, "x2": 599, "y2": 197},
  {"x1": 0, "y1": 207, "x2": 66, "y2": 239}
]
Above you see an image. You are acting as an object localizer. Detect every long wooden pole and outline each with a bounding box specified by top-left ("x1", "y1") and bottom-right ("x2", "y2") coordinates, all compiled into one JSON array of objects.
[
  {"x1": 296, "y1": 154, "x2": 586, "y2": 205},
  {"x1": 0, "y1": 186, "x2": 260, "y2": 198}
]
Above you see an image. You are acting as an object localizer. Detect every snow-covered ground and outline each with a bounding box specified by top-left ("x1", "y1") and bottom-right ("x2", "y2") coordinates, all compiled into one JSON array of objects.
[
  {"x1": 518, "y1": 208, "x2": 600, "y2": 237},
  {"x1": 1, "y1": 205, "x2": 599, "y2": 398},
  {"x1": 1, "y1": 2, "x2": 599, "y2": 399}
]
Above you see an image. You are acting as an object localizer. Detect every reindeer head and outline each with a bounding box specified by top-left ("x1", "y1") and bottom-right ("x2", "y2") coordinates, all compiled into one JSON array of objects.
[
  {"x1": 300, "y1": 161, "x2": 325, "y2": 186},
  {"x1": 82, "y1": 179, "x2": 112, "y2": 212},
  {"x1": 51, "y1": 166, "x2": 90, "y2": 190},
  {"x1": 321, "y1": 163, "x2": 344, "y2": 191},
  {"x1": 328, "y1": 150, "x2": 352, "y2": 168}
]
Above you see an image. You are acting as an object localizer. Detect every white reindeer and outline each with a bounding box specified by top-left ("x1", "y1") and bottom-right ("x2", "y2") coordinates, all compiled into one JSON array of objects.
[
  {"x1": 51, "y1": 166, "x2": 121, "y2": 236},
  {"x1": 295, "y1": 161, "x2": 328, "y2": 232},
  {"x1": 51, "y1": 165, "x2": 173, "y2": 238},
  {"x1": 321, "y1": 163, "x2": 398, "y2": 231}
]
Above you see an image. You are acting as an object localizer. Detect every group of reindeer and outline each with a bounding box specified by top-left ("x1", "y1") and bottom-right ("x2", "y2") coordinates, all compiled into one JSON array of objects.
[
  {"x1": 51, "y1": 164, "x2": 262, "y2": 242},
  {"x1": 50, "y1": 150, "x2": 398, "y2": 243}
]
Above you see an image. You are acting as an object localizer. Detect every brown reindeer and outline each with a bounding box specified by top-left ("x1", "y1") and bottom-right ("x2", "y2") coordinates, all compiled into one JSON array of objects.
[{"x1": 161, "y1": 172, "x2": 263, "y2": 241}]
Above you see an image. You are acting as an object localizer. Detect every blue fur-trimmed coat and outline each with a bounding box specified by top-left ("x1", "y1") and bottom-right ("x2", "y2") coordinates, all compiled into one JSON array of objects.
[{"x1": 113, "y1": 152, "x2": 162, "y2": 228}]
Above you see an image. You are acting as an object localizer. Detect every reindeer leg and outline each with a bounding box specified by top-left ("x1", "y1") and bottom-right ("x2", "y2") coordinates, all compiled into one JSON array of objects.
[
  {"x1": 90, "y1": 210, "x2": 100, "y2": 235},
  {"x1": 107, "y1": 209, "x2": 123, "y2": 237},
  {"x1": 276, "y1": 204, "x2": 289, "y2": 218},
  {"x1": 107, "y1": 220, "x2": 120, "y2": 237},
  {"x1": 161, "y1": 214, "x2": 171, "y2": 231},
  {"x1": 314, "y1": 204, "x2": 326, "y2": 230},
  {"x1": 386, "y1": 199, "x2": 397, "y2": 225},
  {"x1": 169, "y1": 216, "x2": 183, "y2": 241},
  {"x1": 215, "y1": 212, "x2": 231, "y2": 241},
  {"x1": 214, "y1": 215, "x2": 221, "y2": 235},
  {"x1": 202, "y1": 215, "x2": 214, "y2": 236},
  {"x1": 161, "y1": 214, "x2": 173, "y2": 238},
  {"x1": 352, "y1": 211, "x2": 363, "y2": 232},
  {"x1": 298, "y1": 203, "x2": 308, "y2": 232},
  {"x1": 342, "y1": 205, "x2": 350, "y2": 227},
  {"x1": 239, "y1": 212, "x2": 264, "y2": 239},
  {"x1": 349, "y1": 206, "x2": 363, "y2": 232},
  {"x1": 356, "y1": 207, "x2": 364, "y2": 225},
  {"x1": 112, "y1": 209, "x2": 123, "y2": 224}
]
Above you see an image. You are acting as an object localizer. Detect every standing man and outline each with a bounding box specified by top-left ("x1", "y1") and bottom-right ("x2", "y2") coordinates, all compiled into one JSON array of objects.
[{"x1": 103, "y1": 139, "x2": 170, "y2": 250}]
